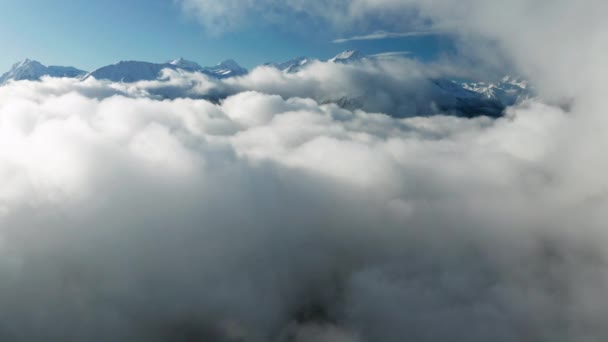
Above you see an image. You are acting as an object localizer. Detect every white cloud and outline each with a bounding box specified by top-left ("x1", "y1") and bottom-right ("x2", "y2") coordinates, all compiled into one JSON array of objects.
[
  {"x1": 175, "y1": 0, "x2": 423, "y2": 34},
  {"x1": 0, "y1": 65, "x2": 606, "y2": 341},
  {"x1": 1, "y1": 1, "x2": 608, "y2": 341},
  {"x1": 369, "y1": 51, "x2": 412, "y2": 60},
  {"x1": 332, "y1": 30, "x2": 434, "y2": 44}
]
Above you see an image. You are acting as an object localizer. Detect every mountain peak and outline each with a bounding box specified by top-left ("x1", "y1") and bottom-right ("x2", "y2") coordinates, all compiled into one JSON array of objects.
[
  {"x1": 265, "y1": 56, "x2": 314, "y2": 74},
  {"x1": 1, "y1": 59, "x2": 86, "y2": 85},
  {"x1": 329, "y1": 50, "x2": 365, "y2": 64},
  {"x1": 338, "y1": 50, "x2": 361, "y2": 58},
  {"x1": 12, "y1": 58, "x2": 42, "y2": 69},
  {"x1": 170, "y1": 57, "x2": 186, "y2": 64},
  {"x1": 168, "y1": 58, "x2": 203, "y2": 71},
  {"x1": 202, "y1": 59, "x2": 248, "y2": 78}
]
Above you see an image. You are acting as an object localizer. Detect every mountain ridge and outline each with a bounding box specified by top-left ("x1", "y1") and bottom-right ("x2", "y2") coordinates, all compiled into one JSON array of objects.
[
  {"x1": 0, "y1": 59, "x2": 87, "y2": 85},
  {"x1": 0, "y1": 52, "x2": 532, "y2": 118}
]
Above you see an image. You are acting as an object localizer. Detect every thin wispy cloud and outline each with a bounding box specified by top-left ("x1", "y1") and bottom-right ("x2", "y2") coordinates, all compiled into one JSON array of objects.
[
  {"x1": 370, "y1": 51, "x2": 412, "y2": 58},
  {"x1": 332, "y1": 30, "x2": 435, "y2": 43}
]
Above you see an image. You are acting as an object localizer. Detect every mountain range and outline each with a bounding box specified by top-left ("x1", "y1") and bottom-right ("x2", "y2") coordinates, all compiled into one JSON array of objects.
[
  {"x1": 0, "y1": 51, "x2": 532, "y2": 117},
  {"x1": 82, "y1": 58, "x2": 248, "y2": 82}
]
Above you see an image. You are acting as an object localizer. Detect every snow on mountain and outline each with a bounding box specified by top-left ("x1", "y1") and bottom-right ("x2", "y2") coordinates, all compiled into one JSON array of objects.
[
  {"x1": 329, "y1": 78, "x2": 508, "y2": 118},
  {"x1": 266, "y1": 49, "x2": 368, "y2": 73},
  {"x1": 268, "y1": 50, "x2": 369, "y2": 73},
  {"x1": 0, "y1": 59, "x2": 86, "y2": 85},
  {"x1": 168, "y1": 57, "x2": 204, "y2": 72},
  {"x1": 462, "y1": 76, "x2": 532, "y2": 106},
  {"x1": 432, "y1": 79, "x2": 506, "y2": 117},
  {"x1": 202, "y1": 59, "x2": 248, "y2": 78},
  {"x1": 265, "y1": 57, "x2": 315, "y2": 73},
  {"x1": 420, "y1": 76, "x2": 532, "y2": 117},
  {"x1": 329, "y1": 50, "x2": 366, "y2": 64}
]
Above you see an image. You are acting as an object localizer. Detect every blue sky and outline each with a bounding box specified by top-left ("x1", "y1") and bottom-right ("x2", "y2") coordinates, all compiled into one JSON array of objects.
[{"x1": 0, "y1": 0, "x2": 451, "y2": 72}]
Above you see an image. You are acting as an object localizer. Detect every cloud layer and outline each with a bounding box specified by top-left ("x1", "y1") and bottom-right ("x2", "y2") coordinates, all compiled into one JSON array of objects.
[
  {"x1": 1, "y1": 0, "x2": 607, "y2": 341},
  {"x1": 0, "y1": 67, "x2": 607, "y2": 341}
]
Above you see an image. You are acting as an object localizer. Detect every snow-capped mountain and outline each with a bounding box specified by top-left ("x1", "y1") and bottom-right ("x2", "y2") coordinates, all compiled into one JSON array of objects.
[
  {"x1": 0, "y1": 59, "x2": 86, "y2": 85},
  {"x1": 265, "y1": 57, "x2": 315, "y2": 73},
  {"x1": 201, "y1": 59, "x2": 248, "y2": 78},
  {"x1": 168, "y1": 57, "x2": 204, "y2": 72},
  {"x1": 84, "y1": 58, "x2": 248, "y2": 82},
  {"x1": 329, "y1": 50, "x2": 366, "y2": 64},
  {"x1": 432, "y1": 79, "x2": 506, "y2": 117},
  {"x1": 413, "y1": 76, "x2": 531, "y2": 117},
  {"x1": 265, "y1": 49, "x2": 366, "y2": 73},
  {"x1": 266, "y1": 50, "x2": 365, "y2": 74},
  {"x1": 328, "y1": 78, "x2": 508, "y2": 118},
  {"x1": 267, "y1": 49, "x2": 375, "y2": 74},
  {"x1": 462, "y1": 76, "x2": 531, "y2": 106}
]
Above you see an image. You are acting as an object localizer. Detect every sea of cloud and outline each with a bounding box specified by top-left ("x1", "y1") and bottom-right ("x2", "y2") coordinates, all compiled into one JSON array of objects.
[{"x1": 1, "y1": 0, "x2": 607, "y2": 341}]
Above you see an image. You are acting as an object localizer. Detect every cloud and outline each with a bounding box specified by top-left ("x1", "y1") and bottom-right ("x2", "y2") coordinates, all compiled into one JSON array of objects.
[
  {"x1": 332, "y1": 30, "x2": 434, "y2": 44},
  {"x1": 175, "y1": 0, "x2": 424, "y2": 35},
  {"x1": 370, "y1": 51, "x2": 412, "y2": 58},
  {"x1": 0, "y1": 65, "x2": 606, "y2": 341},
  {"x1": 1, "y1": 1, "x2": 608, "y2": 341}
]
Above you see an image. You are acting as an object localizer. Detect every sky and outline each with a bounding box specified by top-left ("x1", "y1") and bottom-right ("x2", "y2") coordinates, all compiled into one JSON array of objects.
[{"x1": 0, "y1": 0, "x2": 449, "y2": 72}]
